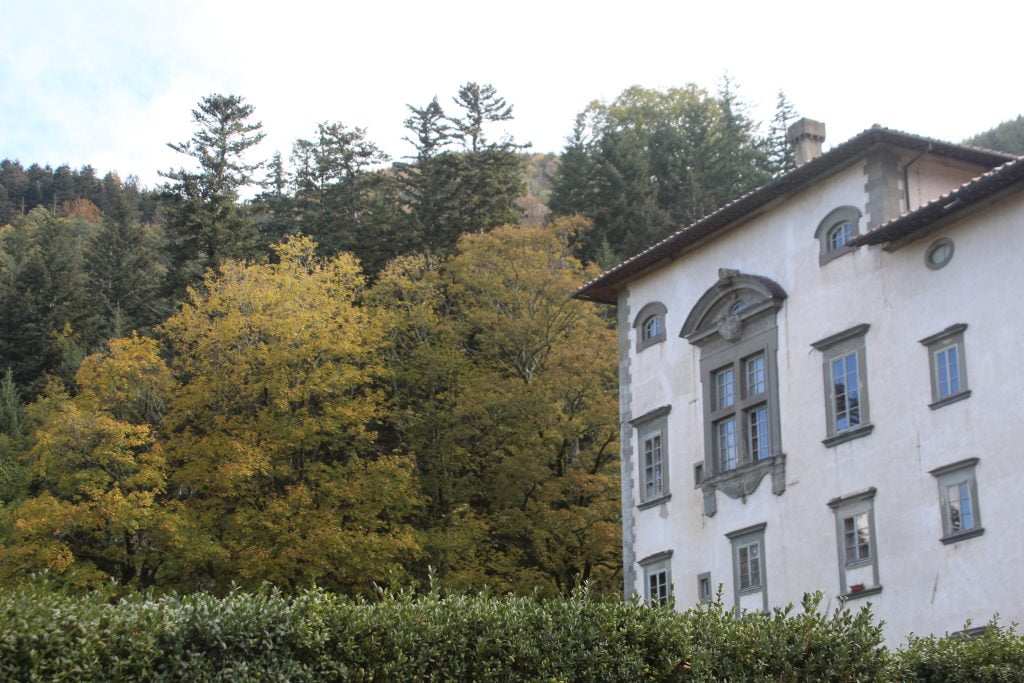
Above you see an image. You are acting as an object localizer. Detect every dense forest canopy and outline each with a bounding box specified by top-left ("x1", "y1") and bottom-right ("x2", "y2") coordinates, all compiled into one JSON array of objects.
[{"x1": 0, "y1": 81, "x2": 1018, "y2": 597}]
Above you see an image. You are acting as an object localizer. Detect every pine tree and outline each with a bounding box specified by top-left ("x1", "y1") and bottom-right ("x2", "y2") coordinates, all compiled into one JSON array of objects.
[
  {"x1": 767, "y1": 90, "x2": 798, "y2": 175},
  {"x1": 161, "y1": 94, "x2": 265, "y2": 295}
]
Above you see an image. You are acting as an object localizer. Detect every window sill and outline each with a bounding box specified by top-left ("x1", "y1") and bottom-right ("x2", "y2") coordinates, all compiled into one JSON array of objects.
[
  {"x1": 738, "y1": 585, "x2": 763, "y2": 595},
  {"x1": 844, "y1": 557, "x2": 873, "y2": 570},
  {"x1": 940, "y1": 527, "x2": 984, "y2": 545},
  {"x1": 843, "y1": 585, "x2": 882, "y2": 601},
  {"x1": 637, "y1": 493, "x2": 672, "y2": 510},
  {"x1": 929, "y1": 390, "x2": 971, "y2": 411},
  {"x1": 823, "y1": 423, "x2": 874, "y2": 448}
]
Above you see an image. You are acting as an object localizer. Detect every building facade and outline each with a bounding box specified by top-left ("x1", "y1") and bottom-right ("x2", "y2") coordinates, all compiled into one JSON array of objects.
[{"x1": 576, "y1": 120, "x2": 1024, "y2": 643}]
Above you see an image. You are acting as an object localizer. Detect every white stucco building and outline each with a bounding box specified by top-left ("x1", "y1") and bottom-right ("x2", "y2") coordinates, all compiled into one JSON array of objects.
[{"x1": 575, "y1": 120, "x2": 1024, "y2": 643}]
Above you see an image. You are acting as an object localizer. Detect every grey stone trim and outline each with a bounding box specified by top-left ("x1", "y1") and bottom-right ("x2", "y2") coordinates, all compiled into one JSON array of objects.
[
  {"x1": 629, "y1": 404, "x2": 672, "y2": 427},
  {"x1": 931, "y1": 458, "x2": 983, "y2": 543},
  {"x1": 637, "y1": 549, "x2": 674, "y2": 565},
  {"x1": 827, "y1": 486, "x2": 878, "y2": 509},
  {"x1": 815, "y1": 205, "x2": 863, "y2": 266},
  {"x1": 637, "y1": 493, "x2": 672, "y2": 511},
  {"x1": 725, "y1": 521, "x2": 767, "y2": 540},
  {"x1": 920, "y1": 324, "x2": 970, "y2": 407},
  {"x1": 918, "y1": 323, "x2": 968, "y2": 346},
  {"x1": 816, "y1": 324, "x2": 871, "y2": 444},
  {"x1": 633, "y1": 301, "x2": 668, "y2": 352},
  {"x1": 617, "y1": 290, "x2": 637, "y2": 600},
  {"x1": 929, "y1": 390, "x2": 971, "y2": 410},
  {"x1": 924, "y1": 237, "x2": 955, "y2": 270},
  {"x1": 697, "y1": 571, "x2": 713, "y2": 603},
  {"x1": 864, "y1": 147, "x2": 903, "y2": 229},
  {"x1": 928, "y1": 457, "x2": 980, "y2": 477},
  {"x1": 702, "y1": 488, "x2": 717, "y2": 517},
  {"x1": 701, "y1": 454, "x2": 786, "y2": 502},
  {"x1": 680, "y1": 270, "x2": 787, "y2": 341},
  {"x1": 811, "y1": 323, "x2": 871, "y2": 351},
  {"x1": 822, "y1": 423, "x2": 874, "y2": 448},
  {"x1": 829, "y1": 489, "x2": 882, "y2": 597},
  {"x1": 940, "y1": 527, "x2": 985, "y2": 545},
  {"x1": 843, "y1": 585, "x2": 883, "y2": 601},
  {"x1": 726, "y1": 523, "x2": 768, "y2": 613}
]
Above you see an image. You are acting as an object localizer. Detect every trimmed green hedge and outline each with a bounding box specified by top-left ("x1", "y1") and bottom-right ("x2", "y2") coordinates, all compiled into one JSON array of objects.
[{"x1": 0, "y1": 583, "x2": 1018, "y2": 681}]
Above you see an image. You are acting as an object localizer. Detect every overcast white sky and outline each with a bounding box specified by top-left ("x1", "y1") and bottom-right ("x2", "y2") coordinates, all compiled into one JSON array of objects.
[{"x1": 3, "y1": 0, "x2": 1021, "y2": 188}]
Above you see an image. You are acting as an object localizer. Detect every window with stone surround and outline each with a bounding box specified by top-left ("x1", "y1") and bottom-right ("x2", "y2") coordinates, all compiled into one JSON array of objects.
[
  {"x1": 919, "y1": 324, "x2": 970, "y2": 409},
  {"x1": 633, "y1": 301, "x2": 668, "y2": 352},
  {"x1": 930, "y1": 458, "x2": 983, "y2": 544},
  {"x1": 681, "y1": 270, "x2": 787, "y2": 517},
  {"x1": 828, "y1": 487, "x2": 882, "y2": 600},
  {"x1": 812, "y1": 324, "x2": 873, "y2": 447},
  {"x1": 815, "y1": 206, "x2": 862, "y2": 265},
  {"x1": 630, "y1": 406, "x2": 671, "y2": 508}
]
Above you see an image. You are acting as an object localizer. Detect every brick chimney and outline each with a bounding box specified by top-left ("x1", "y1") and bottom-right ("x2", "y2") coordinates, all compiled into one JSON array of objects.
[{"x1": 787, "y1": 118, "x2": 826, "y2": 165}]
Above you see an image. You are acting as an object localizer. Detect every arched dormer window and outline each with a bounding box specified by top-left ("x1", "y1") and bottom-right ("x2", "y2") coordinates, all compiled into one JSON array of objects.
[
  {"x1": 680, "y1": 269, "x2": 787, "y2": 516},
  {"x1": 815, "y1": 206, "x2": 862, "y2": 265},
  {"x1": 633, "y1": 301, "x2": 668, "y2": 352}
]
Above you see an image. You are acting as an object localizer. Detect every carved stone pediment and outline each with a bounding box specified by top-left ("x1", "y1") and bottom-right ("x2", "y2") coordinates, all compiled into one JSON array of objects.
[{"x1": 699, "y1": 454, "x2": 786, "y2": 517}]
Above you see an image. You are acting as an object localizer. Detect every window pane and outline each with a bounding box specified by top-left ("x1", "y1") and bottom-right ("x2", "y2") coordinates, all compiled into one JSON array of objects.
[
  {"x1": 829, "y1": 221, "x2": 853, "y2": 250},
  {"x1": 648, "y1": 570, "x2": 669, "y2": 607},
  {"x1": 748, "y1": 543, "x2": 761, "y2": 588},
  {"x1": 717, "y1": 419, "x2": 737, "y2": 471},
  {"x1": 843, "y1": 513, "x2": 870, "y2": 563},
  {"x1": 832, "y1": 352, "x2": 861, "y2": 431},
  {"x1": 936, "y1": 345, "x2": 960, "y2": 398},
  {"x1": 739, "y1": 546, "x2": 750, "y2": 588},
  {"x1": 643, "y1": 315, "x2": 662, "y2": 341},
  {"x1": 748, "y1": 406, "x2": 770, "y2": 460},
  {"x1": 715, "y1": 368, "x2": 735, "y2": 409},
  {"x1": 644, "y1": 434, "x2": 663, "y2": 498},
  {"x1": 948, "y1": 482, "x2": 974, "y2": 532},
  {"x1": 746, "y1": 354, "x2": 766, "y2": 396}
]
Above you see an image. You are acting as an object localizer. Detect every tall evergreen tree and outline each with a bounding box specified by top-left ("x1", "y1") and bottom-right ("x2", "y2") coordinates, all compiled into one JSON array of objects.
[
  {"x1": 161, "y1": 94, "x2": 265, "y2": 294},
  {"x1": 400, "y1": 83, "x2": 525, "y2": 255},
  {"x1": 766, "y1": 90, "x2": 798, "y2": 175},
  {"x1": 550, "y1": 83, "x2": 771, "y2": 262}
]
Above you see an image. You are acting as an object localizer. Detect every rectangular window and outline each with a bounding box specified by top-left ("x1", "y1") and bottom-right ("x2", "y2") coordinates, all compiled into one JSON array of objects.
[
  {"x1": 930, "y1": 458, "x2": 983, "y2": 543},
  {"x1": 648, "y1": 569, "x2": 669, "y2": 606},
  {"x1": 747, "y1": 406, "x2": 770, "y2": 460},
  {"x1": 738, "y1": 542, "x2": 761, "y2": 590},
  {"x1": 698, "y1": 572, "x2": 712, "y2": 603},
  {"x1": 831, "y1": 352, "x2": 861, "y2": 431},
  {"x1": 813, "y1": 324, "x2": 872, "y2": 447},
  {"x1": 920, "y1": 324, "x2": 970, "y2": 409},
  {"x1": 643, "y1": 434, "x2": 663, "y2": 500},
  {"x1": 716, "y1": 418, "x2": 737, "y2": 471},
  {"x1": 843, "y1": 513, "x2": 871, "y2": 564},
  {"x1": 745, "y1": 354, "x2": 766, "y2": 396},
  {"x1": 715, "y1": 367, "x2": 735, "y2": 409},
  {"x1": 828, "y1": 488, "x2": 881, "y2": 598},
  {"x1": 640, "y1": 553, "x2": 673, "y2": 607},
  {"x1": 726, "y1": 523, "x2": 767, "y2": 612},
  {"x1": 631, "y1": 406, "x2": 671, "y2": 506},
  {"x1": 935, "y1": 345, "x2": 960, "y2": 398}
]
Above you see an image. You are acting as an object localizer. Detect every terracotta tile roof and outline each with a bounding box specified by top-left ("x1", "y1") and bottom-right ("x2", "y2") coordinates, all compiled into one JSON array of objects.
[
  {"x1": 574, "y1": 127, "x2": 1015, "y2": 304},
  {"x1": 852, "y1": 154, "x2": 1024, "y2": 248}
]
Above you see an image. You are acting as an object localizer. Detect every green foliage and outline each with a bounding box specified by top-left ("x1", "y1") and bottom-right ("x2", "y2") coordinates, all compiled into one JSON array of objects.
[
  {"x1": 893, "y1": 618, "x2": 1024, "y2": 682},
  {"x1": 161, "y1": 93, "x2": 266, "y2": 294},
  {"x1": 966, "y1": 115, "x2": 1024, "y2": 155},
  {"x1": 550, "y1": 83, "x2": 772, "y2": 262},
  {"x1": 0, "y1": 583, "x2": 905, "y2": 682}
]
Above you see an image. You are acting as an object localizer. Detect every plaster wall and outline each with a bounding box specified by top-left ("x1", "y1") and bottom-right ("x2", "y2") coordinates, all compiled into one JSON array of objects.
[{"x1": 621, "y1": 152, "x2": 1024, "y2": 645}]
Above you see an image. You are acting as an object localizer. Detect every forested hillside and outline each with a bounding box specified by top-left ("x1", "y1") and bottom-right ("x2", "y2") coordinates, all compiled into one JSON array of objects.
[
  {"x1": 966, "y1": 115, "x2": 1024, "y2": 155},
  {"x1": 3, "y1": 80, "x2": 1013, "y2": 597}
]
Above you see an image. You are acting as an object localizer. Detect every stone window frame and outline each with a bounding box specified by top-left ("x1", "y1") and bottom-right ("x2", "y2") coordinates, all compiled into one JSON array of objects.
[
  {"x1": 812, "y1": 324, "x2": 874, "y2": 447},
  {"x1": 633, "y1": 301, "x2": 668, "y2": 352},
  {"x1": 697, "y1": 571, "x2": 713, "y2": 603},
  {"x1": 919, "y1": 323, "x2": 970, "y2": 410},
  {"x1": 630, "y1": 405, "x2": 671, "y2": 509},
  {"x1": 639, "y1": 550, "x2": 673, "y2": 607},
  {"x1": 726, "y1": 522, "x2": 767, "y2": 612},
  {"x1": 680, "y1": 270, "x2": 787, "y2": 517},
  {"x1": 827, "y1": 487, "x2": 882, "y2": 600},
  {"x1": 815, "y1": 206, "x2": 863, "y2": 266},
  {"x1": 929, "y1": 458, "x2": 984, "y2": 544}
]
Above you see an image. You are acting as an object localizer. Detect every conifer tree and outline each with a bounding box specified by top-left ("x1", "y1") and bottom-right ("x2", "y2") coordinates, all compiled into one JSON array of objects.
[
  {"x1": 767, "y1": 90, "x2": 798, "y2": 175},
  {"x1": 161, "y1": 94, "x2": 265, "y2": 294}
]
